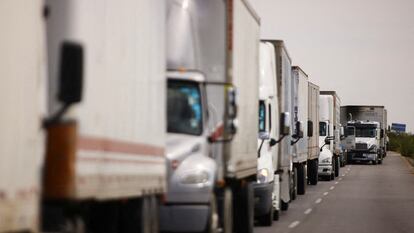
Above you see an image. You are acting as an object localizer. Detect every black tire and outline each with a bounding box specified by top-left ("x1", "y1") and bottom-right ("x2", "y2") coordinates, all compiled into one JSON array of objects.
[
  {"x1": 291, "y1": 168, "x2": 297, "y2": 201},
  {"x1": 297, "y1": 163, "x2": 306, "y2": 195},
  {"x1": 233, "y1": 183, "x2": 254, "y2": 233},
  {"x1": 221, "y1": 188, "x2": 233, "y2": 233},
  {"x1": 378, "y1": 159, "x2": 383, "y2": 164},
  {"x1": 273, "y1": 209, "x2": 280, "y2": 221},
  {"x1": 334, "y1": 156, "x2": 340, "y2": 177},
  {"x1": 308, "y1": 159, "x2": 318, "y2": 185},
  {"x1": 257, "y1": 206, "x2": 273, "y2": 226},
  {"x1": 281, "y1": 200, "x2": 289, "y2": 211}
]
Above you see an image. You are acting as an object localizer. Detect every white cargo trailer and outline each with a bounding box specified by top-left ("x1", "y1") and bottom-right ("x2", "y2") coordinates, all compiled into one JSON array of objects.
[
  {"x1": 0, "y1": 1, "x2": 46, "y2": 232},
  {"x1": 43, "y1": 0, "x2": 166, "y2": 232},
  {"x1": 291, "y1": 66, "x2": 308, "y2": 195},
  {"x1": 307, "y1": 82, "x2": 320, "y2": 185},
  {"x1": 163, "y1": 1, "x2": 259, "y2": 232}
]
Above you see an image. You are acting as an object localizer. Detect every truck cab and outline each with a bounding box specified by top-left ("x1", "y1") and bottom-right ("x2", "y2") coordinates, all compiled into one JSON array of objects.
[
  {"x1": 161, "y1": 71, "x2": 219, "y2": 233},
  {"x1": 318, "y1": 120, "x2": 335, "y2": 180},
  {"x1": 346, "y1": 121, "x2": 382, "y2": 164},
  {"x1": 254, "y1": 42, "x2": 289, "y2": 226}
]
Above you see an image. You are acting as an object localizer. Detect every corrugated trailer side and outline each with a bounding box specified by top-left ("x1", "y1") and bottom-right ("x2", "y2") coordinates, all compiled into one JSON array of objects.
[
  {"x1": 0, "y1": 1, "x2": 46, "y2": 232},
  {"x1": 308, "y1": 82, "x2": 320, "y2": 160}
]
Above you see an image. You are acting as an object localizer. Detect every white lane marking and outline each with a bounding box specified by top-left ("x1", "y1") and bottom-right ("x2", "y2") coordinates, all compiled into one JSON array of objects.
[
  {"x1": 323, "y1": 192, "x2": 329, "y2": 196},
  {"x1": 339, "y1": 178, "x2": 343, "y2": 181},
  {"x1": 315, "y1": 198, "x2": 322, "y2": 204},
  {"x1": 335, "y1": 181, "x2": 339, "y2": 184},
  {"x1": 304, "y1": 208, "x2": 312, "y2": 215},
  {"x1": 288, "y1": 221, "x2": 300, "y2": 229},
  {"x1": 330, "y1": 186, "x2": 335, "y2": 190}
]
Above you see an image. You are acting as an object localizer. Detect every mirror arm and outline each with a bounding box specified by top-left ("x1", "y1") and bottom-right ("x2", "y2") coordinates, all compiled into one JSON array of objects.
[
  {"x1": 272, "y1": 134, "x2": 286, "y2": 145},
  {"x1": 291, "y1": 137, "x2": 300, "y2": 146},
  {"x1": 257, "y1": 139, "x2": 265, "y2": 158},
  {"x1": 43, "y1": 103, "x2": 71, "y2": 128},
  {"x1": 320, "y1": 143, "x2": 327, "y2": 152}
]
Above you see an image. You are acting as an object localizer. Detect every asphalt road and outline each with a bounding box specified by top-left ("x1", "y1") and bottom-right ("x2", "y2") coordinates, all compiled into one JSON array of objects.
[{"x1": 255, "y1": 151, "x2": 414, "y2": 233}]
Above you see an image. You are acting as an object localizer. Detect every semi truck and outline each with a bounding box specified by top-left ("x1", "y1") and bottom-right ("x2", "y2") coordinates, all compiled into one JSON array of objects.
[
  {"x1": 0, "y1": 1, "x2": 46, "y2": 232},
  {"x1": 291, "y1": 67, "x2": 307, "y2": 195},
  {"x1": 340, "y1": 106, "x2": 388, "y2": 164},
  {"x1": 162, "y1": 1, "x2": 260, "y2": 232},
  {"x1": 319, "y1": 91, "x2": 342, "y2": 179},
  {"x1": 43, "y1": 0, "x2": 167, "y2": 232},
  {"x1": 254, "y1": 42, "x2": 290, "y2": 226},
  {"x1": 307, "y1": 82, "x2": 320, "y2": 185},
  {"x1": 261, "y1": 40, "x2": 295, "y2": 210}
]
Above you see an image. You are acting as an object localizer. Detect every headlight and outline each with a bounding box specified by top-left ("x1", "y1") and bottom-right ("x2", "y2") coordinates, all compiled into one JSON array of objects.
[
  {"x1": 320, "y1": 158, "x2": 331, "y2": 164},
  {"x1": 180, "y1": 170, "x2": 209, "y2": 185},
  {"x1": 369, "y1": 145, "x2": 377, "y2": 152},
  {"x1": 257, "y1": 168, "x2": 270, "y2": 183}
]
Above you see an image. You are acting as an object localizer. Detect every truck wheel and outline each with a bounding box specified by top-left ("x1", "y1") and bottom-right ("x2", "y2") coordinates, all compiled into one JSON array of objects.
[
  {"x1": 149, "y1": 196, "x2": 159, "y2": 233},
  {"x1": 291, "y1": 168, "x2": 297, "y2": 201},
  {"x1": 334, "y1": 156, "x2": 340, "y2": 177},
  {"x1": 273, "y1": 209, "x2": 280, "y2": 221},
  {"x1": 308, "y1": 159, "x2": 318, "y2": 185},
  {"x1": 297, "y1": 164, "x2": 306, "y2": 195},
  {"x1": 258, "y1": 206, "x2": 273, "y2": 226},
  {"x1": 281, "y1": 200, "x2": 289, "y2": 211},
  {"x1": 221, "y1": 188, "x2": 233, "y2": 233},
  {"x1": 234, "y1": 182, "x2": 254, "y2": 233},
  {"x1": 378, "y1": 159, "x2": 383, "y2": 164},
  {"x1": 372, "y1": 159, "x2": 378, "y2": 165}
]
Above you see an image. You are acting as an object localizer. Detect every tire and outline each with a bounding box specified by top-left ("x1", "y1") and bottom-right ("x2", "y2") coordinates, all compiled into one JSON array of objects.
[
  {"x1": 334, "y1": 156, "x2": 340, "y2": 177},
  {"x1": 281, "y1": 200, "x2": 289, "y2": 211},
  {"x1": 291, "y1": 168, "x2": 297, "y2": 201},
  {"x1": 149, "y1": 196, "x2": 159, "y2": 233},
  {"x1": 257, "y1": 206, "x2": 273, "y2": 226},
  {"x1": 273, "y1": 209, "x2": 280, "y2": 221},
  {"x1": 221, "y1": 188, "x2": 233, "y2": 233},
  {"x1": 297, "y1": 164, "x2": 306, "y2": 195},
  {"x1": 378, "y1": 159, "x2": 383, "y2": 164},
  {"x1": 234, "y1": 183, "x2": 254, "y2": 233},
  {"x1": 308, "y1": 159, "x2": 318, "y2": 185}
]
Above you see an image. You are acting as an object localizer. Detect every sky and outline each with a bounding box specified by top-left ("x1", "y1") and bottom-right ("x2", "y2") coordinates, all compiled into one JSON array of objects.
[{"x1": 249, "y1": 0, "x2": 414, "y2": 132}]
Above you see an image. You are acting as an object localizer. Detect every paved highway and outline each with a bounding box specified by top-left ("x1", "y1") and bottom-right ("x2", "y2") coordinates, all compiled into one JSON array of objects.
[{"x1": 255, "y1": 151, "x2": 414, "y2": 233}]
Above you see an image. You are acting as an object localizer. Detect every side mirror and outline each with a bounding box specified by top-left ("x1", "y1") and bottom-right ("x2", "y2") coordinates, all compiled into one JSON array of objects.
[
  {"x1": 259, "y1": 131, "x2": 270, "y2": 140},
  {"x1": 269, "y1": 138, "x2": 277, "y2": 147},
  {"x1": 280, "y1": 112, "x2": 290, "y2": 136},
  {"x1": 58, "y1": 42, "x2": 84, "y2": 105},
  {"x1": 324, "y1": 137, "x2": 331, "y2": 145},
  {"x1": 380, "y1": 129, "x2": 384, "y2": 138},
  {"x1": 307, "y1": 120, "x2": 313, "y2": 137}
]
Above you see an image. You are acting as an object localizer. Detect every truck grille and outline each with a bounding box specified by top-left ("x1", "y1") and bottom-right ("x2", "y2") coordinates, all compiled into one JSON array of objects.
[{"x1": 355, "y1": 143, "x2": 368, "y2": 150}]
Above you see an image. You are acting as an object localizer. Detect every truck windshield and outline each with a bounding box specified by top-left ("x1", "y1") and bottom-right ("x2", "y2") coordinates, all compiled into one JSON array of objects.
[
  {"x1": 259, "y1": 101, "x2": 266, "y2": 132},
  {"x1": 355, "y1": 128, "x2": 376, "y2": 138},
  {"x1": 319, "y1": 122, "x2": 327, "y2": 136},
  {"x1": 167, "y1": 81, "x2": 202, "y2": 135}
]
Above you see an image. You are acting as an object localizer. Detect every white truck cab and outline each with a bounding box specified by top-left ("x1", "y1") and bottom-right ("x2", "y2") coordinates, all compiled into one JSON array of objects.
[
  {"x1": 346, "y1": 121, "x2": 382, "y2": 164},
  {"x1": 318, "y1": 96, "x2": 336, "y2": 180},
  {"x1": 161, "y1": 71, "x2": 219, "y2": 233},
  {"x1": 254, "y1": 42, "x2": 290, "y2": 226}
]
